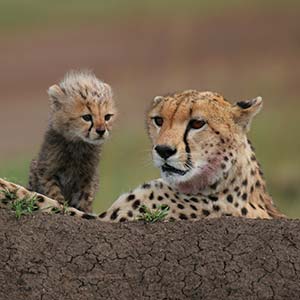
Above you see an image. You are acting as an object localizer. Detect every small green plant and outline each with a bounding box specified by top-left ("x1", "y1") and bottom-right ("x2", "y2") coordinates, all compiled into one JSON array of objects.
[
  {"x1": 137, "y1": 204, "x2": 170, "y2": 223},
  {"x1": 46, "y1": 202, "x2": 68, "y2": 215},
  {"x1": 62, "y1": 201, "x2": 70, "y2": 214},
  {"x1": 9, "y1": 195, "x2": 39, "y2": 219}
]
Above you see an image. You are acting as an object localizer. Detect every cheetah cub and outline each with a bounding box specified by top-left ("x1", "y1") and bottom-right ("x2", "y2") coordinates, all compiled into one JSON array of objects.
[{"x1": 28, "y1": 70, "x2": 116, "y2": 212}]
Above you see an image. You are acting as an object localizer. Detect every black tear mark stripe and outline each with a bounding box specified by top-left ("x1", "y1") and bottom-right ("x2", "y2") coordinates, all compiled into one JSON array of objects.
[
  {"x1": 183, "y1": 128, "x2": 191, "y2": 165},
  {"x1": 183, "y1": 105, "x2": 193, "y2": 168},
  {"x1": 86, "y1": 104, "x2": 94, "y2": 134}
]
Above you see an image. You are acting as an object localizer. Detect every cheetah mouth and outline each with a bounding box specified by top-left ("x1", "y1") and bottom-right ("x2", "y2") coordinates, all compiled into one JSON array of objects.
[
  {"x1": 161, "y1": 164, "x2": 188, "y2": 176},
  {"x1": 82, "y1": 135, "x2": 105, "y2": 145}
]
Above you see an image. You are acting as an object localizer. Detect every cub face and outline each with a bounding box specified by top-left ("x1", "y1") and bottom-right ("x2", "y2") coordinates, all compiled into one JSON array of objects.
[
  {"x1": 48, "y1": 71, "x2": 117, "y2": 145},
  {"x1": 147, "y1": 90, "x2": 262, "y2": 194}
]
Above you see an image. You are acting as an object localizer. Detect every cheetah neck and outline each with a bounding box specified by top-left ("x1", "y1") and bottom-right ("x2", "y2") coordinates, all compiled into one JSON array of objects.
[
  {"x1": 177, "y1": 138, "x2": 283, "y2": 218},
  {"x1": 41, "y1": 127, "x2": 102, "y2": 166}
]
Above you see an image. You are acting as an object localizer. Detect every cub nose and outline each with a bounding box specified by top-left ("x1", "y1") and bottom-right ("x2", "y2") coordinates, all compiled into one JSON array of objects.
[
  {"x1": 96, "y1": 127, "x2": 106, "y2": 137},
  {"x1": 155, "y1": 144, "x2": 177, "y2": 160}
]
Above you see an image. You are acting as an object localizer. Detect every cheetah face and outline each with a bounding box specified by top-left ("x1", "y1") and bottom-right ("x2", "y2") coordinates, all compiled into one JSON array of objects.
[
  {"x1": 68, "y1": 98, "x2": 116, "y2": 145},
  {"x1": 147, "y1": 90, "x2": 262, "y2": 194},
  {"x1": 47, "y1": 71, "x2": 117, "y2": 145}
]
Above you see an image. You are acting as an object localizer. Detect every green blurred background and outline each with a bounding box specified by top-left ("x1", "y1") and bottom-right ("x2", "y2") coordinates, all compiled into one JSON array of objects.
[{"x1": 0, "y1": 0, "x2": 299, "y2": 217}]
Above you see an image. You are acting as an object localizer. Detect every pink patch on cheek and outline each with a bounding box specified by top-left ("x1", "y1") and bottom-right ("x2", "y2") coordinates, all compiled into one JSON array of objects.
[{"x1": 177, "y1": 156, "x2": 223, "y2": 194}]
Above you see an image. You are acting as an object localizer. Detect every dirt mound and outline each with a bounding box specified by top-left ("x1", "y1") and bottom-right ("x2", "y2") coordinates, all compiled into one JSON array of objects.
[{"x1": 0, "y1": 209, "x2": 300, "y2": 300}]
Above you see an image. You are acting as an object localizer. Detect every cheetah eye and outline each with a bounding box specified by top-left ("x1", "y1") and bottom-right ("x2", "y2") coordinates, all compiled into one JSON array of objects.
[
  {"x1": 152, "y1": 116, "x2": 164, "y2": 127},
  {"x1": 104, "y1": 114, "x2": 114, "y2": 121},
  {"x1": 189, "y1": 119, "x2": 206, "y2": 130},
  {"x1": 82, "y1": 114, "x2": 93, "y2": 122}
]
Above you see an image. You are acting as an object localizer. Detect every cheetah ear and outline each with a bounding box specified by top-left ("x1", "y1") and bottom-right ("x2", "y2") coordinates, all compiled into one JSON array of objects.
[
  {"x1": 48, "y1": 84, "x2": 65, "y2": 109},
  {"x1": 153, "y1": 96, "x2": 164, "y2": 105},
  {"x1": 233, "y1": 96, "x2": 263, "y2": 131}
]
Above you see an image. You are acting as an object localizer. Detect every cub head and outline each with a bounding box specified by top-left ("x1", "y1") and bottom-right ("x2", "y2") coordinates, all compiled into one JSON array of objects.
[
  {"x1": 48, "y1": 70, "x2": 116, "y2": 145},
  {"x1": 147, "y1": 90, "x2": 262, "y2": 194}
]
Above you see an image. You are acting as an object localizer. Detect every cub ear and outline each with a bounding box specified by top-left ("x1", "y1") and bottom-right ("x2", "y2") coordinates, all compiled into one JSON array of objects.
[
  {"x1": 232, "y1": 96, "x2": 263, "y2": 131},
  {"x1": 102, "y1": 82, "x2": 113, "y2": 98},
  {"x1": 48, "y1": 84, "x2": 65, "y2": 109}
]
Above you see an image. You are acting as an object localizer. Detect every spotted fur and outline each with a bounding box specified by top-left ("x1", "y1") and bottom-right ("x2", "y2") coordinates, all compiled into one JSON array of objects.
[
  {"x1": 99, "y1": 91, "x2": 284, "y2": 221},
  {"x1": 0, "y1": 90, "x2": 285, "y2": 221},
  {"x1": 28, "y1": 70, "x2": 116, "y2": 212}
]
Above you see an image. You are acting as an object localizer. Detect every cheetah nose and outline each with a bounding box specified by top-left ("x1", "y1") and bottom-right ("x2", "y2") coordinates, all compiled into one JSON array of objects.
[
  {"x1": 96, "y1": 127, "x2": 106, "y2": 137},
  {"x1": 155, "y1": 144, "x2": 177, "y2": 160}
]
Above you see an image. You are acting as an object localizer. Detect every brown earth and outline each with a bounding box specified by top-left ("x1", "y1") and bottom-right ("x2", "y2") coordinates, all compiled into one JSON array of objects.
[{"x1": 0, "y1": 209, "x2": 300, "y2": 300}]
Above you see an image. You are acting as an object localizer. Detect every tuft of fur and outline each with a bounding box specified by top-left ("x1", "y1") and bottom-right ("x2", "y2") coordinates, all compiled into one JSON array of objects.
[
  {"x1": 28, "y1": 70, "x2": 116, "y2": 212},
  {"x1": 48, "y1": 70, "x2": 113, "y2": 104}
]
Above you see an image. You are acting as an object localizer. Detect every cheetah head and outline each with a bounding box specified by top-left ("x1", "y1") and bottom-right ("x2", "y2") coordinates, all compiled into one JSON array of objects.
[
  {"x1": 48, "y1": 70, "x2": 117, "y2": 145},
  {"x1": 147, "y1": 90, "x2": 262, "y2": 194}
]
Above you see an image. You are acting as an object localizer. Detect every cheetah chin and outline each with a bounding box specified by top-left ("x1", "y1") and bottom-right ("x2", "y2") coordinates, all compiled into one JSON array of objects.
[{"x1": 160, "y1": 155, "x2": 224, "y2": 195}]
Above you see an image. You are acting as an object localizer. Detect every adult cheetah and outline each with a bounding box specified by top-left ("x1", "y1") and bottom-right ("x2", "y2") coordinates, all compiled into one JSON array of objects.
[{"x1": 0, "y1": 90, "x2": 285, "y2": 221}]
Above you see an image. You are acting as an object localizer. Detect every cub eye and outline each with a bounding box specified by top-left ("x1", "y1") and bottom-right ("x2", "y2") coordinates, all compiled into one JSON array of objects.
[
  {"x1": 82, "y1": 114, "x2": 92, "y2": 122},
  {"x1": 104, "y1": 114, "x2": 113, "y2": 121},
  {"x1": 152, "y1": 116, "x2": 164, "y2": 127},
  {"x1": 189, "y1": 119, "x2": 206, "y2": 130}
]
